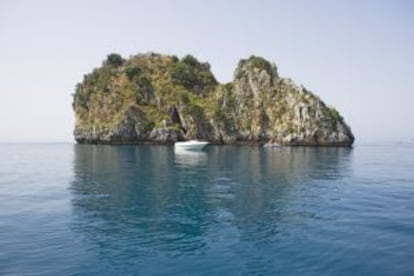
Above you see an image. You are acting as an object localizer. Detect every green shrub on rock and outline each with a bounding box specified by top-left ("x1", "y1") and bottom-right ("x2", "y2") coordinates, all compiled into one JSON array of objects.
[
  {"x1": 125, "y1": 66, "x2": 142, "y2": 81},
  {"x1": 169, "y1": 54, "x2": 217, "y2": 95},
  {"x1": 106, "y1": 53, "x2": 124, "y2": 67}
]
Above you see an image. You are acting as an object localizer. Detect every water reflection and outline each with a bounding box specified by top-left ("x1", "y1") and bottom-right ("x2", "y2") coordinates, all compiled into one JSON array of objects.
[
  {"x1": 70, "y1": 145, "x2": 352, "y2": 260},
  {"x1": 174, "y1": 150, "x2": 207, "y2": 167},
  {"x1": 70, "y1": 145, "x2": 213, "y2": 258}
]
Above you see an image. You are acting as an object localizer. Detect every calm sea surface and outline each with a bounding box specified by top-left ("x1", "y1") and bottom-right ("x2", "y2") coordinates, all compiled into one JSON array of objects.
[{"x1": 0, "y1": 143, "x2": 413, "y2": 275}]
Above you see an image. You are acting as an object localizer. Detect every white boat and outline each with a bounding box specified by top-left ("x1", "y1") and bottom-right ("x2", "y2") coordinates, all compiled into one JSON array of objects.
[{"x1": 174, "y1": 140, "x2": 209, "y2": 151}]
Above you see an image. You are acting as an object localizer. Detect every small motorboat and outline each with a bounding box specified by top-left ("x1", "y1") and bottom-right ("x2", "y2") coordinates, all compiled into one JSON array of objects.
[{"x1": 174, "y1": 140, "x2": 209, "y2": 151}]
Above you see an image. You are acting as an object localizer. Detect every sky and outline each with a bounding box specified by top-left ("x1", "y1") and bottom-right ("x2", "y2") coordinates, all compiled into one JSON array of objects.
[{"x1": 0, "y1": 0, "x2": 413, "y2": 143}]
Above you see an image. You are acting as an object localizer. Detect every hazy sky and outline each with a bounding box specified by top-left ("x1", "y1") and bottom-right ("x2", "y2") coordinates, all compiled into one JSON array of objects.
[{"x1": 0, "y1": 0, "x2": 413, "y2": 142}]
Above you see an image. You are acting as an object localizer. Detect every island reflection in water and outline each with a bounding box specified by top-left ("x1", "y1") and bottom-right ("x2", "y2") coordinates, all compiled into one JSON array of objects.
[{"x1": 69, "y1": 145, "x2": 352, "y2": 270}]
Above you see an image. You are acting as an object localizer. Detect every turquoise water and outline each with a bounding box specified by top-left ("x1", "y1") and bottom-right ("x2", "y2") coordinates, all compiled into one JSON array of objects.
[{"x1": 0, "y1": 143, "x2": 413, "y2": 275}]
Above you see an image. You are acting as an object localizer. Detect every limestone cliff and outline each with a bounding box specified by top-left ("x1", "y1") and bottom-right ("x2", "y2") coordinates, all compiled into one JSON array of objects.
[{"x1": 72, "y1": 53, "x2": 354, "y2": 146}]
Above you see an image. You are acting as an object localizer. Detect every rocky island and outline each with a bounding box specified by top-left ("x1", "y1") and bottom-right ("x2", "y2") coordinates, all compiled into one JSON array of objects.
[{"x1": 72, "y1": 53, "x2": 354, "y2": 146}]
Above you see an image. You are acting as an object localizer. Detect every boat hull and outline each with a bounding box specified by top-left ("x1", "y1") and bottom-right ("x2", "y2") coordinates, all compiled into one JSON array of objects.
[{"x1": 174, "y1": 140, "x2": 209, "y2": 151}]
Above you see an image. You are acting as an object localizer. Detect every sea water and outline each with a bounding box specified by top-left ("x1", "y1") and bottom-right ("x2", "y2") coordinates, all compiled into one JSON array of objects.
[{"x1": 0, "y1": 143, "x2": 413, "y2": 275}]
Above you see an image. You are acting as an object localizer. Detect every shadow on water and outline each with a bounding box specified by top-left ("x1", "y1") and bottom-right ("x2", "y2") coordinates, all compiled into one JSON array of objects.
[{"x1": 69, "y1": 145, "x2": 353, "y2": 269}]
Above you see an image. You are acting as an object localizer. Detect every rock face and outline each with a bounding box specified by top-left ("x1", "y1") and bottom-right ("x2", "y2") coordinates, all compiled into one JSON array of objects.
[{"x1": 72, "y1": 53, "x2": 354, "y2": 146}]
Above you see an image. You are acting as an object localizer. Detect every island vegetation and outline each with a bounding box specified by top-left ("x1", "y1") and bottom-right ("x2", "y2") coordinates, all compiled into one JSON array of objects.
[{"x1": 72, "y1": 52, "x2": 354, "y2": 146}]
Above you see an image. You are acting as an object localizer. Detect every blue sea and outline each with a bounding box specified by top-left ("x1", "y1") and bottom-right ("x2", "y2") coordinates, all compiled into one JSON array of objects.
[{"x1": 0, "y1": 143, "x2": 413, "y2": 275}]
